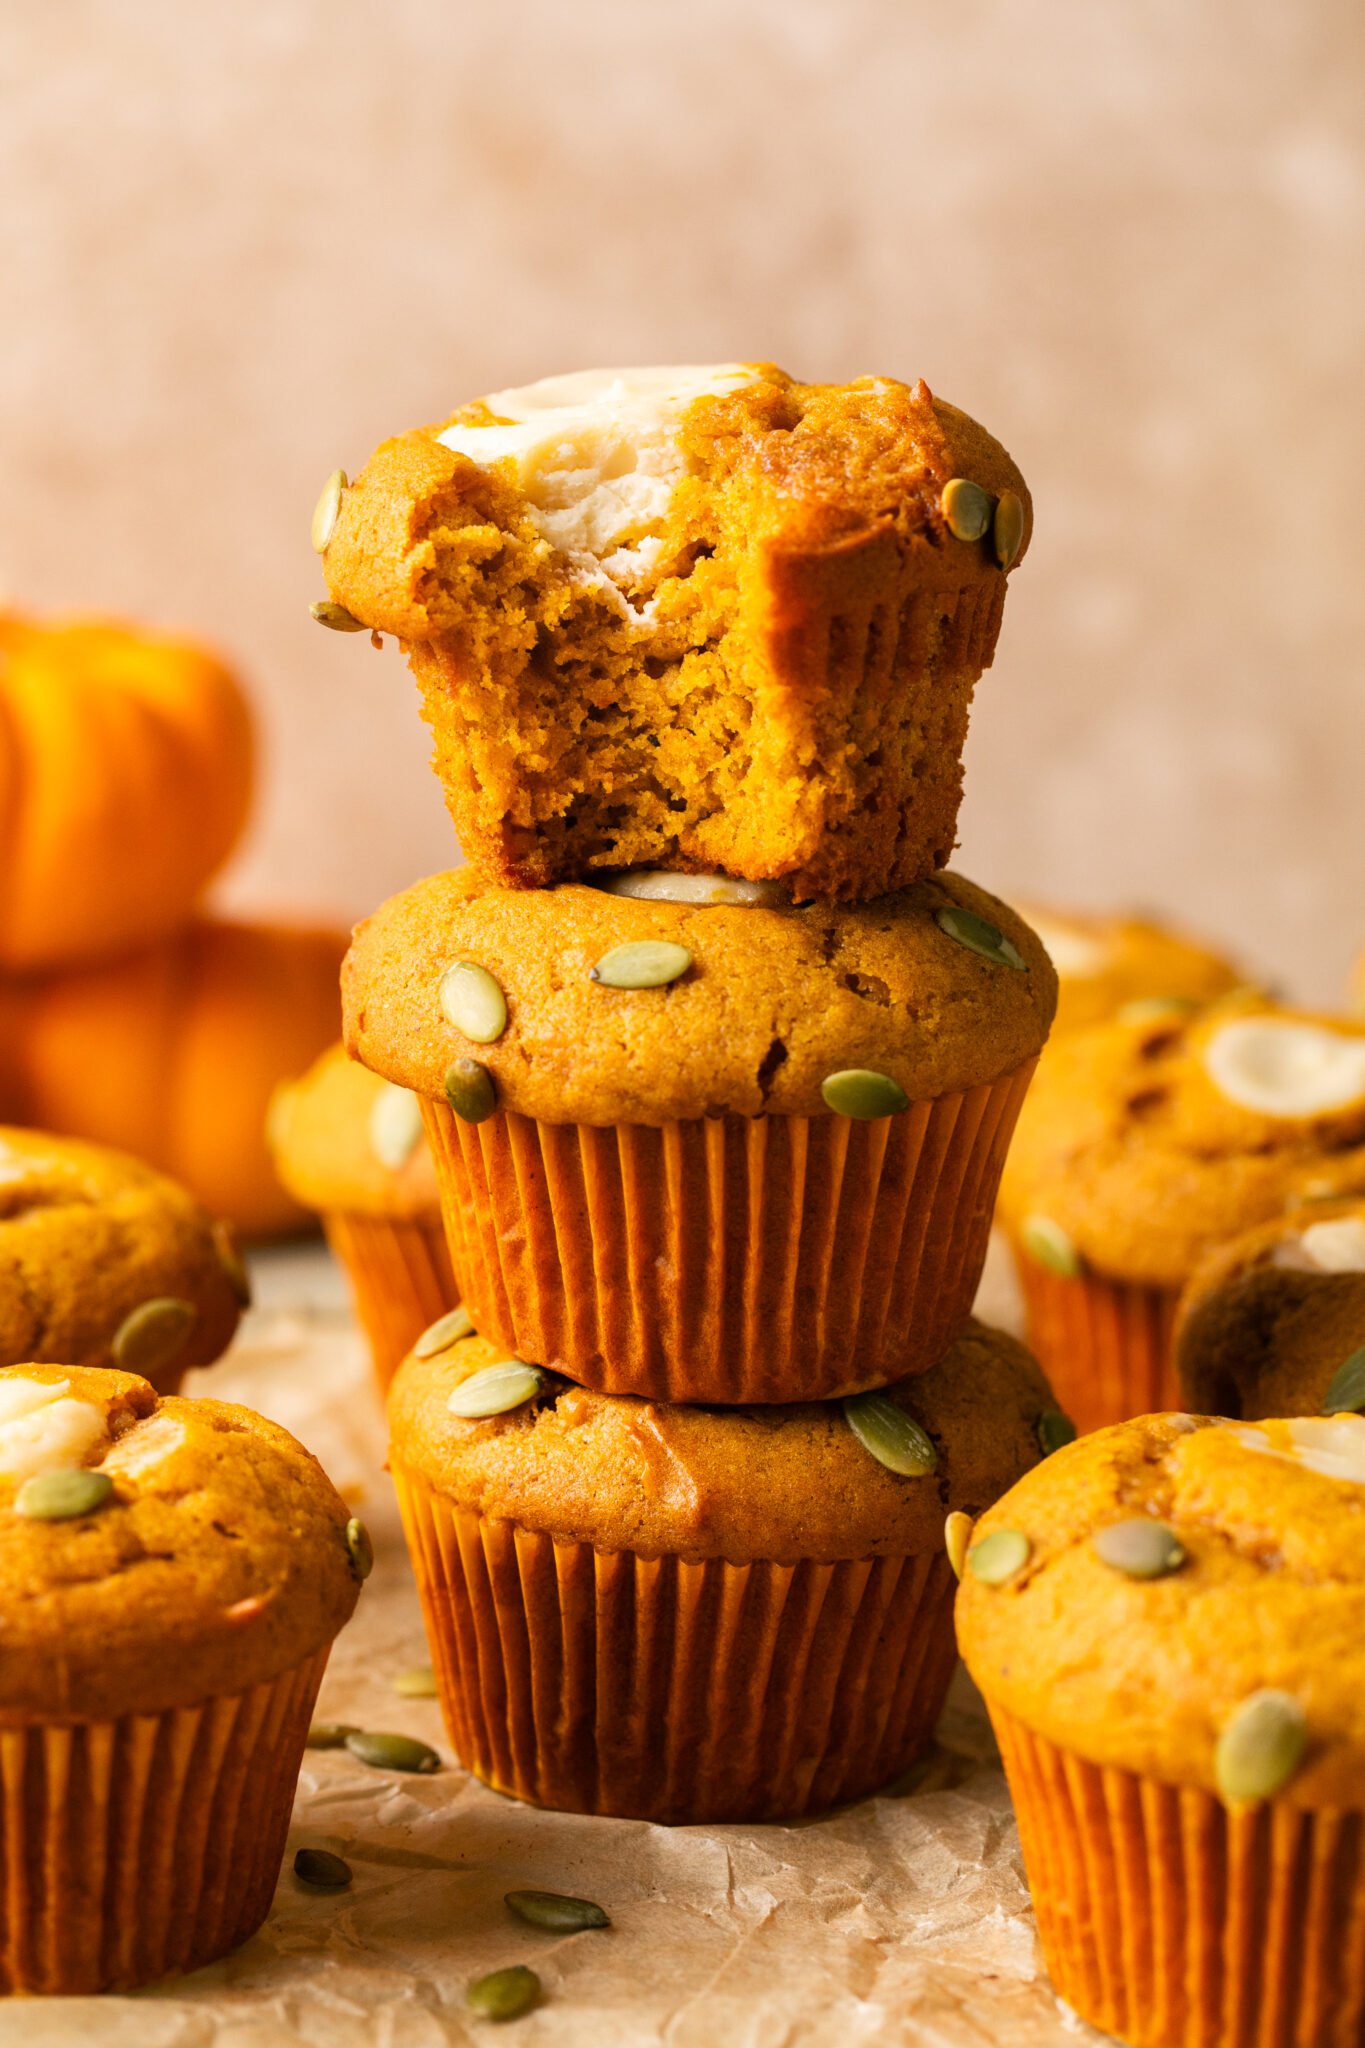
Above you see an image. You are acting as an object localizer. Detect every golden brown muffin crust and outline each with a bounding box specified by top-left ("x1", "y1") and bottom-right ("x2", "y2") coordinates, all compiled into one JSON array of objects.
[
  {"x1": 1018, "y1": 904, "x2": 1245, "y2": 1035},
  {"x1": 268, "y1": 1043, "x2": 439, "y2": 1221}
]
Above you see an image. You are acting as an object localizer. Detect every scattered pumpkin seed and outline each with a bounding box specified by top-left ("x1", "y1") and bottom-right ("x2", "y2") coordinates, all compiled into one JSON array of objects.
[
  {"x1": 505, "y1": 1889, "x2": 611, "y2": 1931},
  {"x1": 993, "y1": 489, "x2": 1025, "y2": 570},
  {"x1": 935, "y1": 904, "x2": 1026, "y2": 970},
  {"x1": 843, "y1": 1392, "x2": 938, "y2": 1475},
  {"x1": 967, "y1": 1528, "x2": 1031, "y2": 1585},
  {"x1": 306, "y1": 1722, "x2": 360, "y2": 1749},
  {"x1": 439, "y1": 961, "x2": 509, "y2": 1043},
  {"x1": 448, "y1": 1362, "x2": 545, "y2": 1420},
  {"x1": 345, "y1": 1730, "x2": 441, "y2": 1774},
  {"x1": 597, "y1": 870, "x2": 788, "y2": 908},
  {"x1": 445, "y1": 1058, "x2": 497, "y2": 1124},
  {"x1": 294, "y1": 1847, "x2": 352, "y2": 1889},
  {"x1": 1322, "y1": 1348, "x2": 1365, "y2": 1416},
  {"x1": 1116, "y1": 996, "x2": 1200, "y2": 1026},
  {"x1": 394, "y1": 1665, "x2": 439, "y2": 1698},
  {"x1": 310, "y1": 468, "x2": 348, "y2": 553},
  {"x1": 944, "y1": 1510, "x2": 974, "y2": 1581},
  {"x1": 591, "y1": 940, "x2": 692, "y2": 989},
  {"x1": 942, "y1": 477, "x2": 992, "y2": 543},
  {"x1": 1036, "y1": 1409, "x2": 1078, "y2": 1457},
  {"x1": 346, "y1": 1517, "x2": 374, "y2": 1580},
  {"x1": 1215, "y1": 1690, "x2": 1307, "y2": 1806},
  {"x1": 414, "y1": 1305, "x2": 476, "y2": 1357},
  {"x1": 112, "y1": 1296, "x2": 198, "y2": 1376},
  {"x1": 1093, "y1": 1518, "x2": 1185, "y2": 1579},
  {"x1": 1020, "y1": 1214, "x2": 1081, "y2": 1280},
  {"x1": 369, "y1": 1084, "x2": 425, "y2": 1170},
  {"x1": 820, "y1": 1068, "x2": 910, "y2": 1119},
  {"x1": 468, "y1": 1965, "x2": 540, "y2": 2022},
  {"x1": 14, "y1": 1469, "x2": 115, "y2": 1521},
  {"x1": 309, "y1": 599, "x2": 367, "y2": 632}
]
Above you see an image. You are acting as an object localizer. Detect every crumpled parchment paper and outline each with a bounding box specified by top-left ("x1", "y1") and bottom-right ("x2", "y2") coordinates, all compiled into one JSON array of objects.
[{"x1": 2, "y1": 1241, "x2": 1108, "y2": 2048}]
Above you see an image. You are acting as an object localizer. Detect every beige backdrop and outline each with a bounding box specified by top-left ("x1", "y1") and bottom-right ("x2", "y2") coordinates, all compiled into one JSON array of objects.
[{"x1": 3, "y1": 0, "x2": 1362, "y2": 1001}]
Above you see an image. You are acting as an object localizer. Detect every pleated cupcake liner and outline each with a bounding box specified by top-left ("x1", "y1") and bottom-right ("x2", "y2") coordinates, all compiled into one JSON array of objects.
[
  {"x1": 0, "y1": 1646, "x2": 329, "y2": 1995},
  {"x1": 393, "y1": 1464, "x2": 961, "y2": 1824},
  {"x1": 421, "y1": 1060, "x2": 1036, "y2": 1403},
  {"x1": 1011, "y1": 1255, "x2": 1182, "y2": 1433},
  {"x1": 325, "y1": 1209, "x2": 458, "y2": 1394},
  {"x1": 990, "y1": 1705, "x2": 1365, "y2": 2048}
]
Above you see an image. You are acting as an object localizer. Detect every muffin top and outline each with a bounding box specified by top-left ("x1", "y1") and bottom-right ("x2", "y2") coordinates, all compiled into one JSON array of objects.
[
  {"x1": 388, "y1": 1317, "x2": 1058, "y2": 1564},
  {"x1": 268, "y1": 1043, "x2": 439, "y2": 1221},
  {"x1": 0, "y1": 1126, "x2": 247, "y2": 1384},
  {"x1": 999, "y1": 997, "x2": 1365, "y2": 1286},
  {"x1": 956, "y1": 1410, "x2": 1365, "y2": 1807},
  {"x1": 344, "y1": 869, "x2": 1056, "y2": 1125},
  {"x1": 1019, "y1": 904, "x2": 1244, "y2": 1036},
  {"x1": 0, "y1": 1365, "x2": 364, "y2": 1719},
  {"x1": 1176, "y1": 1199, "x2": 1365, "y2": 1420}
]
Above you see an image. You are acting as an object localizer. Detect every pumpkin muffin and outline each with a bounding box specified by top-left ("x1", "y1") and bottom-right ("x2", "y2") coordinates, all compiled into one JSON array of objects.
[
  {"x1": 957, "y1": 1411, "x2": 1365, "y2": 2048},
  {"x1": 0, "y1": 1126, "x2": 246, "y2": 1389},
  {"x1": 998, "y1": 997, "x2": 1365, "y2": 1432},
  {"x1": 268, "y1": 1044, "x2": 456, "y2": 1390},
  {"x1": 1018, "y1": 902, "x2": 1244, "y2": 1036},
  {"x1": 390, "y1": 1316, "x2": 1059, "y2": 1823},
  {"x1": 314, "y1": 364, "x2": 1030, "y2": 901},
  {"x1": 0, "y1": 1364, "x2": 366, "y2": 1993},
  {"x1": 1175, "y1": 1198, "x2": 1365, "y2": 1420},
  {"x1": 345, "y1": 866, "x2": 1056, "y2": 1402}
]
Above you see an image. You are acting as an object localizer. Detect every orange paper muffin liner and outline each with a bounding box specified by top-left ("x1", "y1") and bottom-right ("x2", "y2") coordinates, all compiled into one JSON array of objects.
[
  {"x1": 0, "y1": 1646, "x2": 328, "y2": 1995},
  {"x1": 392, "y1": 1463, "x2": 960, "y2": 1823},
  {"x1": 1012, "y1": 1256, "x2": 1182, "y2": 1434},
  {"x1": 325, "y1": 1210, "x2": 458, "y2": 1394},
  {"x1": 990, "y1": 1704, "x2": 1365, "y2": 2048},
  {"x1": 421, "y1": 1060, "x2": 1036, "y2": 1402}
]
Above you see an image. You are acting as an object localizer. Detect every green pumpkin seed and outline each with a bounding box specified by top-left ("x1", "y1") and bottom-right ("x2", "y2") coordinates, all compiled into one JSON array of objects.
[
  {"x1": 843, "y1": 1392, "x2": 938, "y2": 1475},
  {"x1": 306, "y1": 1722, "x2": 359, "y2": 1749},
  {"x1": 942, "y1": 477, "x2": 992, "y2": 543},
  {"x1": 447, "y1": 1362, "x2": 545, "y2": 1420},
  {"x1": 1215, "y1": 1690, "x2": 1307, "y2": 1805},
  {"x1": 211, "y1": 1220, "x2": 252, "y2": 1306},
  {"x1": 445, "y1": 1058, "x2": 497, "y2": 1124},
  {"x1": 505, "y1": 1888, "x2": 610, "y2": 1931},
  {"x1": 1322, "y1": 1348, "x2": 1365, "y2": 1416},
  {"x1": 935, "y1": 904, "x2": 1026, "y2": 970},
  {"x1": 597, "y1": 870, "x2": 788, "y2": 908},
  {"x1": 1116, "y1": 996, "x2": 1200, "y2": 1026},
  {"x1": 394, "y1": 1665, "x2": 439, "y2": 1698},
  {"x1": 440, "y1": 962, "x2": 509, "y2": 1043},
  {"x1": 591, "y1": 940, "x2": 692, "y2": 989},
  {"x1": 414, "y1": 1305, "x2": 476, "y2": 1357},
  {"x1": 345, "y1": 1730, "x2": 441, "y2": 1774},
  {"x1": 1093, "y1": 1518, "x2": 1185, "y2": 1579},
  {"x1": 944, "y1": 1510, "x2": 974, "y2": 1581},
  {"x1": 993, "y1": 488, "x2": 1025, "y2": 570},
  {"x1": 310, "y1": 468, "x2": 347, "y2": 553},
  {"x1": 14, "y1": 1469, "x2": 115, "y2": 1521},
  {"x1": 112, "y1": 1296, "x2": 198, "y2": 1376},
  {"x1": 1036, "y1": 1409, "x2": 1078, "y2": 1457},
  {"x1": 309, "y1": 599, "x2": 367, "y2": 632},
  {"x1": 467, "y1": 1965, "x2": 540, "y2": 2022},
  {"x1": 1020, "y1": 1214, "x2": 1081, "y2": 1280},
  {"x1": 346, "y1": 1517, "x2": 374, "y2": 1580},
  {"x1": 294, "y1": 1847, "x2": 352, "y2": 1889},
  {"x1": 820, "y1": 1069, "x2": 910, "y2": 1119},
  {"x1": 967, "y1": 1528, "x2": 1031, "y2": 1585},
  {"x1": 369, "y1": 1084, "x2": 425, "y2": 1170}
]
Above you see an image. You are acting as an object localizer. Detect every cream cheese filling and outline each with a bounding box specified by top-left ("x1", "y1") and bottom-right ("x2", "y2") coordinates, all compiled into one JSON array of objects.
[
  {"x1": 0, "y1": 1376, "x2": 108, "y2": 1482},
  {"x1": 1203, "y1": 1018, "x2": 1365, "y2": 1118},
  {"x1": 1230, "y1": 1414, "x2": 1365, "y2": 1484}
]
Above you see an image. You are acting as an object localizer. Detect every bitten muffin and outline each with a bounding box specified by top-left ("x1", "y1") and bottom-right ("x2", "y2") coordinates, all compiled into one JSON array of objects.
[
  {"x1": 269, "y1": 1044, "x2": 456, "y2": 1390},
  {"x1": 390, "y1": 1317, "x2": 1059, "y2": 1823},
  {"x1": 345, "y1": 866, "x2": 1056, "y2": 1402},
  {"x1": 1176, "y1": 1198, "x2": 1365, "y2": 1419},
  {"x1": 0, "y1": 1126, "x2": 247, "y2": 1388},
  {"x1": 0, "y1": 1365, "x2": 366, "y2": 1993},
  {"x1": 957, "y1": 1411, "x2": 1365, "y2": 2048},
  {"x1": 1018, "y1": 903, "x2": 1244, "y2": 1035},
  {"x1": 314, "y1": 364, "x2": 1030, "y2": 900},
  {"x1": 998, "y1": 997, "x2": 1365, "y2": 1431}
]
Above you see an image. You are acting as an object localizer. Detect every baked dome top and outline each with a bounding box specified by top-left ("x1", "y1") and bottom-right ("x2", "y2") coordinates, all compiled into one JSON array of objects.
[{"x1": 269, "y1": 1043, "x2": 438, "y2": 1220}]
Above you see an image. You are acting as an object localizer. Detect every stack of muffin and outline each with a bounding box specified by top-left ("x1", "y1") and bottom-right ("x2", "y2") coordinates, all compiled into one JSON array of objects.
[{"x1": 312, "y1": 363, "x2": 1065, "y2": 1823}]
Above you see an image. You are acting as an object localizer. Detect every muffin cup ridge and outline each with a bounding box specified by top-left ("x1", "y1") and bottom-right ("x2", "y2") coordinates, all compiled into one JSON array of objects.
[
  {"x1": 324, "y1": 1211, "x2": 457, "y2": 1393},
  {"x1": 1010, "y1": 1256, "x2": 1182, "y2": 1434}
]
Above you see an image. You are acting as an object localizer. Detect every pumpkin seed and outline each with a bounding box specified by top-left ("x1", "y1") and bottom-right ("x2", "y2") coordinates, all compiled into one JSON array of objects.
[
  {"x1": 591, "y1": 940, "x2": 692, "y2": 989},
  {"x1": 440, "y1": 962, "x2": 509, "y2": 1042},
  {"x1": 309, "y1": 599, "x2": 367, "y2": 632},
  {"x1": 394, "y1": 1665, "x2": 439, "y2": 1698},
  {"x1": 1020, "y1": 1214, "x2": 1081, "y2": 1280},
  {"x1": 597, "y1": 870, "x2": 788, "y2": 908},
  {"x1": 345, "y1": 1730, "x2": 442, "y2": 1773},
  {"x1": 211, "y1": 1220, "x2": 252, "y2": 1306},
  {"x1": 1215, "y1": 1690, "x2": 1307, "y2": 1805},
  {"x1": 820, "y1": 1069, "x2": 910, "y2": 1119},
  {"x1": 414, "y1": 1305, "x2": 476, "y2": 1357},
  {"x1": 112, "y1": 1296, "x2": 197, "y2": 1376},
  {"x1": 445, "y1": 1058, "x2": 497, "y2": 1124},
  {"x1": 993, "y1": 489, "x2": 1025, "y2": 570},
  {"x1": 843, "y1": 1392, "x2": 938, "y2": 1475},
  {"x1": 1322, "y1": 1348, "x2": 1365, "y2": 1416},
  {"x1": 468, "y1": 1965, "x2": 540, "y2": 2022},
  {"x1": 346, "y1": 1517, "x2": 374, "y2": 1580},
  {"x1": 935, "y1": 904, "x2": 1026, "y2": 970},
  {"x1": 944, "y1": 1510, "x2": 974, "y2": 1581},
  {"x1": 1036, "y1": 1409, "x2": 1078, "y2": 1457},
  {"x1": 306, "y1": 1722, "x2": 359, "y2": 1749},
  {"x1": 448, "y1": 1362, "x2": 545, "y2": 1420},
  {"x1": 369, "y1": 1084, "x2": 425, "y2": 1170},
  {"x1": 310, "y1": 468, "x2": 348, "y2": 553},
  {"x1": 505, "y1": 1888, "x2": 610, "y2": 1931},
  {"x1": 14, "y1": 1469, "x2": 115, "y2": 1521},
  {"x1": 942, "y1": 477, "x2": 992, "y2": 543},
  {"x1": 294, "y1": 1847, "x2": 352, "y2": 1889},
  {"x1": 1093, "y1": 1518, "x2": 1185, "y2": 1579},
  {"x1": 967, "y1": 1528, "x2": 1031, "y2": 1585}
]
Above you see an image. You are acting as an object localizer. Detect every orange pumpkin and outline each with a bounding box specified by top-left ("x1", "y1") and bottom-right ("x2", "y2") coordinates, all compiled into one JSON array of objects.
[
  {"x1": 0, "y1": 919, "x2": 346, "y2": 1236},
  {"x1": 0, "y1": 613, "x2": 254, "y2": 970}
]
